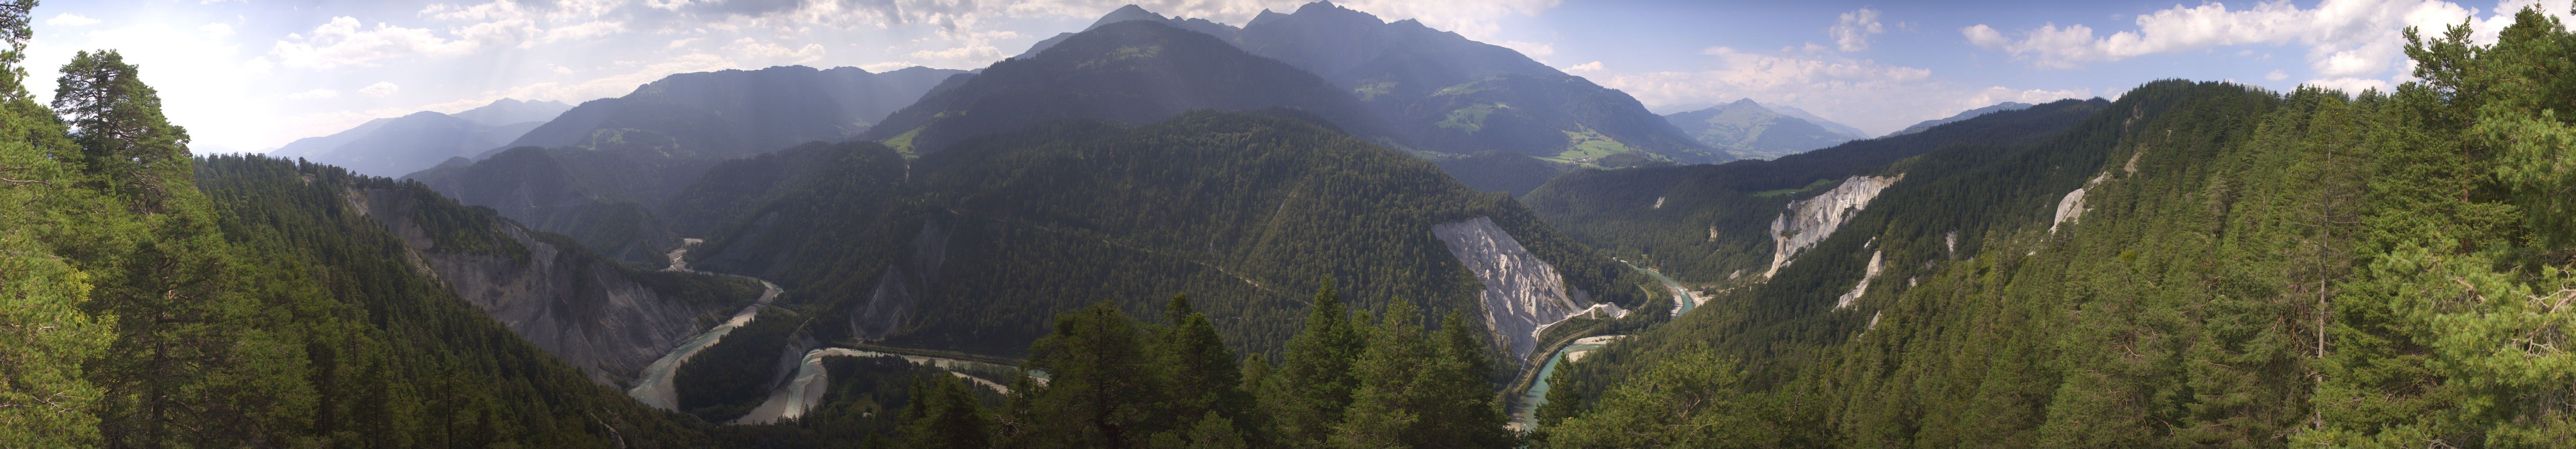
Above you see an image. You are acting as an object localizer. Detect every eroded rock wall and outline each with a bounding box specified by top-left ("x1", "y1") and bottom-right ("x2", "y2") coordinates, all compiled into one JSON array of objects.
[
  {"x1": 355, "y1": 188, "x2": 740, "y2": 385},
  {"x1": 1431, "y1": 216, "x2": 1588, "y2": 360},
  {"x1": 1766, "y1": 175, "x2": 1901, "y2": 277},
  {"x1": 849, "y1": 218, "x2": 952, "y2": 340}
]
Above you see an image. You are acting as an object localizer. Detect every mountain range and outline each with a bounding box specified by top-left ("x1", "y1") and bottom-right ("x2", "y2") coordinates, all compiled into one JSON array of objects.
[
  {"x1": 1662, "y1": 98, "x2": 1869, "y2": 160},
  {"x1": 265, "y1": 99, "x2": 570, "y2": 177},
  {"x1": 1885, "y1": 101, "x2": 2035, "y2": 137}
]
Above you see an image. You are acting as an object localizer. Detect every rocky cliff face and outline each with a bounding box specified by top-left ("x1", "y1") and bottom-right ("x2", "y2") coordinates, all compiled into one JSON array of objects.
[
  {"x1": 352, "y1": 187, "x2": 746, "y2": 385},
  {"x1": 2051, "y1": 173, "x2": 2109, "y2": 235},
  {"x1": 849, "y1": 218, "x2": 952, "y2": 340},
  {"x1": 1431, "y1": 216, "x2": 1591, "y2": 360},
  {"x1": 1836, "y1": 250, "x2": 1884, "y2": 309},
  {"x1": 1766, "y1": 175, "x2": 1901, "y2": 277}
]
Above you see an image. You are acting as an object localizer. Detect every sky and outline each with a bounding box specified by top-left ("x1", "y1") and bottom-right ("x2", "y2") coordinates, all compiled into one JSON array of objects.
[{"x1": 22, "y1": 0, "x2": 2576, "y2": 153}]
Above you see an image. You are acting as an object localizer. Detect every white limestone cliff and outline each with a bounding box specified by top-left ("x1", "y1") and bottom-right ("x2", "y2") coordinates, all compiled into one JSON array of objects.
[
  {"x1": 1835, "y1": 250, "x2": 1883, "y2": 309},
  {"x1": 2052, "y1": 173, "x2": 2110, "y2": 235},
  {"x1": 1766, "y1": 175, "x2": 1901, "y2": 278},
  {"x1": 1431, "y1": 217, "x2": 1589, "y2": 360}
]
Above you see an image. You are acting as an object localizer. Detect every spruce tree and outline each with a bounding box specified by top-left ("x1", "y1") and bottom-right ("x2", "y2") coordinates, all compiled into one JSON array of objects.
[
  {"x1": 1426, "y1": 312, "x2": 1513, "y2": 448},
  {"x1": 900, "y1": 374, "x2": 993, "y2": 449},
  {"x1": 1024, "y1": 300, "x2": 1166, "y2": 449},
  {"x1": 1155, "y1": 294, "x2": 1256, "y2": 445},
  {"x1": 1267, "y1": 278, "x2": 1364, "y2": 446}
]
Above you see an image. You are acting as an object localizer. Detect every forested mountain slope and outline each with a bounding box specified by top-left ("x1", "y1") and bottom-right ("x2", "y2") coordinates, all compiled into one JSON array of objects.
[
  {"x1": 333, "y1": 161, "x2": 764, "y2": 385},
  {"x1": 1523, "y1": 98, "x2": 2105, "y2": 284},
  {"x1": 401, "y1": 66, "x2": 962, "y2": 267},
  {"x1": 656, "y1": 110, "x2": 1660, "y2": 422},
  {"x1": 506, "y1": 65, "x2": 963, "y2": 160},
  {"x1": 856, "y1": 20, "x2": 1392, "y2": 155},
  {"x1": 1535, "y1": 11, "x2": 2576, "y2": 447},
  {"x1": 405, "y1": 146, "x2": 701, "y2": 265},
  {"x1": 980, "y1": 1, "x2": 1719, "y2": 193},
  {"x1": 1232, "y1": 2, "x2": 1719, "y2": 165},
  {"x1": 1885, "y1": 101, "x2": 2035, "y2": 137},
  {"x1": 2, "y1": 44, "x2": 719, "y2": 445}
]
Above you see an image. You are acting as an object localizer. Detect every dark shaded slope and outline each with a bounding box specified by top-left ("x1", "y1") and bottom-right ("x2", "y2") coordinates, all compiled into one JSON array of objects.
[
  {"x1": 404, "y1": 146, "x2": 697, "y2": 266},
  {"x1": 268, "y1": 110, "x2": 538, "y2": 178},
  {"x1": 662, "y1": 112, "x2": 1657, "y2": 416},
  {"x1": 859, "y1": 21, "x2": 1390, "y2": 154},
  {"x1": 407, "y1": 66, "x2": 961, "y2": 267},
  {"x1": 194, "y1": 155, "x2": 727, "y2": 446},
  {"x1": 1015, "y1": 4, "x2": 1243, "y2": 58},
  {"x1": 509, "y1": 65, "x2": 963, "y2": 160},
  {"x1": 1233, "y1": 1, "x2": 1719, "y2": 164},
  {"x1": 1885, "y1": 101, "x2": 2035, "y2": 137}
]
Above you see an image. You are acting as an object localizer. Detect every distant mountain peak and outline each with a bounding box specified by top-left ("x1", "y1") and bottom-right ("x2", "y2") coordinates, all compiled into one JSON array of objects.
[
  {"x1": 1664, "y1": 100, "x2": 1858, "y2": 160},
  {"x1": 1091, "y1": 4, "x2": 1165, "y2": 27},
  {"x1": 453, "y1": 98, "x2": 575, "y2": 127},
  {"x1": 1289, "y1": 0, "x2": 1383, "y2": 25},
  {"x1": 1884, "y1": 101, "x2": 2039, "y2": 137}
]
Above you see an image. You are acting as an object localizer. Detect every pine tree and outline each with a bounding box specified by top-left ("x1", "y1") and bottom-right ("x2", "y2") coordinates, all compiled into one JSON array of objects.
[
  {"x1": 51, "y1": 49, "x2": 313, "y2": 449},
  {"x1": 0, "y1": 1, "x2": 113, "y2": 445},
  {"x1": 53, "y1": 50, "x2": 189, "y2": 214}
]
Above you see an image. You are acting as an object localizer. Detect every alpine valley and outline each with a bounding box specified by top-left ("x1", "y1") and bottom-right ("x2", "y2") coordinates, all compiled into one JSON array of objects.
[{"x1": 9, "y1": 1, "x2": 2576, "y2": 449}]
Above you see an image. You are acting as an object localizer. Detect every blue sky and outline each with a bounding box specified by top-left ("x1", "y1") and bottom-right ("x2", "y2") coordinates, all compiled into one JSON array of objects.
[{"x1": 23, "y1": 0, "x2": 2573, "y2": 153}]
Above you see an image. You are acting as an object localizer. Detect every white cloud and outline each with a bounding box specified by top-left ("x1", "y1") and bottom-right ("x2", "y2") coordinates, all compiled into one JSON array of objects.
[
  {"x1": 1961, "y1": 24, "x2": 2009, "y2": 47},
  {"x1": 541, "y1": 20, "x2": 627, "y2": 44},
  {"x1": 902, "y1": 30, "x2": 1018, "y2": 68},
  {"x1": 269, "y1": 17, "x2": 481, "y2": 68},
  {"x1": 736, "y1": 39, "x2": 829, "y2": 64},
  {"x1": 2265, "y1": 69, "x2": 2289, "y2": 80},
  {"x1": 1829, "y1": 8, "x2": 1885, "y2": 52},
  {"x1": 1961, "y1": 0, "x2": 2575, "y2": 80},
  {"x1": 2306, "y1": 76, "x2": 2395, "y2": 93},
  {"x1": 199, "y1": 23, "x2": 234, "y2": 37},
  {"x1": 360, "y1": 82, "x2": 401, "y2": 97},
  {"x1": 1564, "y1": 61, "x2": 1603, "y2": 72},
  {"x1": 28, "y1": 21, "x2": 274, "y2": 154},
  {"x1": 287, "y1": 88, "x2": 340, "y2": 100},
  {"x1": 45, "y1": 14, "x2": 100, "y2": 27},
  {"x1": 860, "y1": 61, "x2": 922, "y2": 72}
]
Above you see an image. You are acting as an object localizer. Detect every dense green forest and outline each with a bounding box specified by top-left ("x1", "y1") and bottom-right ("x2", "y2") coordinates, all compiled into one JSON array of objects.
[
  {"x1": 0, "y1": 7, "x2": 731, "y2": 442},
  {"x1": 677, "y1": 110, "x2": 1655, "y2": 357},
  {"x1": 1530, "y1": 8, "x2": 2576, "y2": 448},
  {"x1": 656, "y1": 110, "x2": 1661, "y2": 420},
  {"x1": 1523, "y1": 98, "x2": 2105, "y2": 284},
  {"x1": 857, "y1": 20, "x2": 1394, "y2": 155},
  {"x1": 694, "y1": 285, "x2": 1528, "y2": 448}
]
